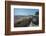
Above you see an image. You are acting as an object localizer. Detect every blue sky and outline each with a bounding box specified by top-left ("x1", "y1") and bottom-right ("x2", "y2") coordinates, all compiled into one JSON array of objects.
[{"x1": 14, "y1": 8, "x2": 39, "y2": 16}]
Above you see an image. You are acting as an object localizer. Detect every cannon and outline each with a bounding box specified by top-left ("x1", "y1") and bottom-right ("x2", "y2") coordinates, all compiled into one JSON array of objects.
[{"x1": 14, "y1": 17, "x2": 32, "y2": 27}]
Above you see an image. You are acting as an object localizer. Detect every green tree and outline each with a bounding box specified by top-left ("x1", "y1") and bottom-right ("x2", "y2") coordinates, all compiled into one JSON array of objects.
[{"x1": 35, "y1": 12, "x2": 39, "y2": 15}]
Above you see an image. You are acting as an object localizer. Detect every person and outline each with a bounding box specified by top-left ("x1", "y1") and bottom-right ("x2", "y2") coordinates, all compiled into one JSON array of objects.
[{"x1": 32, "y1": 16, "x2": 39, "y2": 26}]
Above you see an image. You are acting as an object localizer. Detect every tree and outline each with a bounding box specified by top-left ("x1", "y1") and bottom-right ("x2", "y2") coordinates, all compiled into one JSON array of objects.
[{"x1": 35, "y1": 12, "x2": 39, "y2": 15}]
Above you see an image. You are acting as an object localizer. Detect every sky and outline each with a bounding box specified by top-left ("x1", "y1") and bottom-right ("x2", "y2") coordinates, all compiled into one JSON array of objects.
[{"x1": 14, "y1": 8, "x2": 39, "y2": 16}]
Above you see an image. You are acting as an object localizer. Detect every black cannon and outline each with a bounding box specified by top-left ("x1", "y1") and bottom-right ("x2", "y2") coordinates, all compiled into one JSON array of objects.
[{"x1": 14, "y1": 17, "x2": 32, "y2": 27}]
